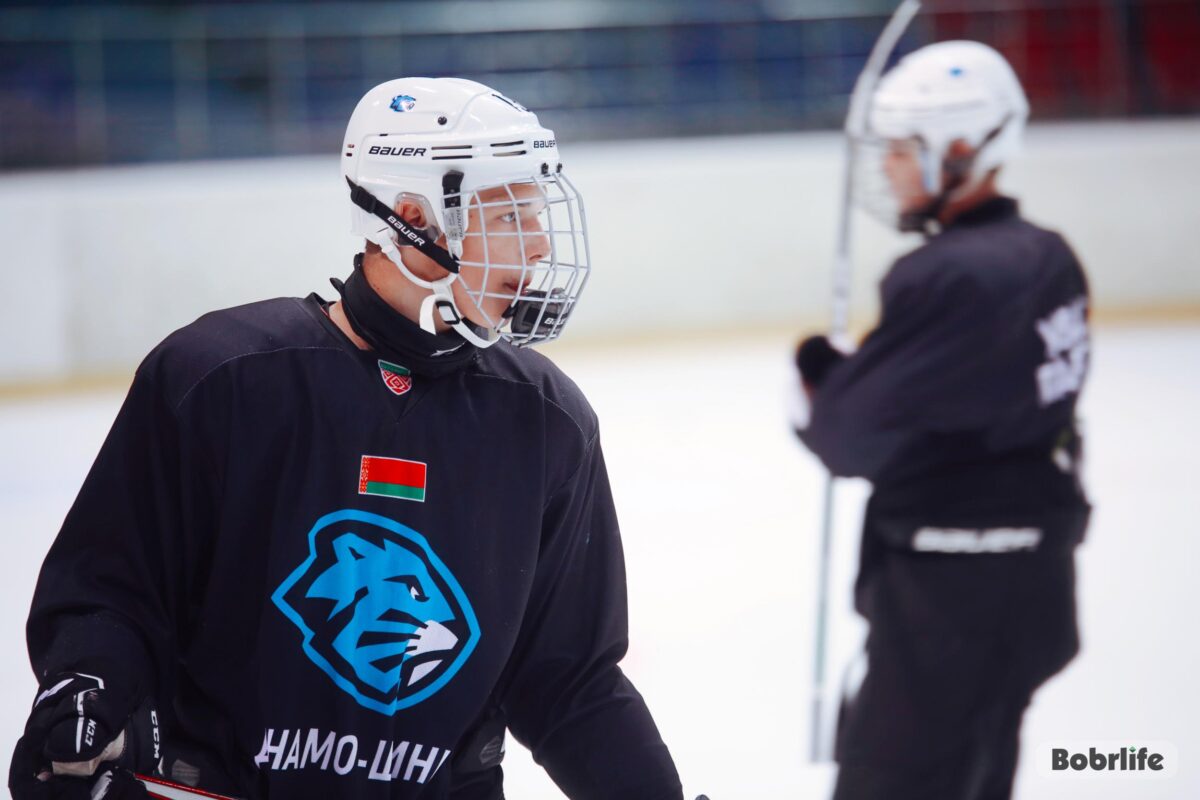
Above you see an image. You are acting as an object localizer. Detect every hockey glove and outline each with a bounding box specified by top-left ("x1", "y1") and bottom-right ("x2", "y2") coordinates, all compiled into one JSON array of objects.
[
  {"x1": 794, "y1": 334, "x2": 846, "y2": 390},
  {"x1": 9, "y1": 672, "x2": 160, "y2": 799}
]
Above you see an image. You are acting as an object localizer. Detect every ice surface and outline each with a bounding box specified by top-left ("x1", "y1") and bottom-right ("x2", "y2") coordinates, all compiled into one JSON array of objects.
[{"x1": 1, "y1": 325, "x2": 1196, "y2": 798}]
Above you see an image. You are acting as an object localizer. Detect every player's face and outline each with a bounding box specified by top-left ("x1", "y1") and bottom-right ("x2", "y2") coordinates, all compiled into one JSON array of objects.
[
  {"x1": 452, "y1": 182, "x2": 550, "y2": 328},
  {"x1": 882, "y1": 138, "x2": 933, "y2": 213}
]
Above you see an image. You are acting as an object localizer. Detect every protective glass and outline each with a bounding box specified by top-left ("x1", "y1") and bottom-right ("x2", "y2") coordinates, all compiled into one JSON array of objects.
[{"x1": 448, "y1": 172, "x2": 590, "y2": 347}]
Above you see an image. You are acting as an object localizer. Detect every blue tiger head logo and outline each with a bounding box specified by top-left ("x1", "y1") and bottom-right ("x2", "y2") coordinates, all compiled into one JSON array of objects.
[
  {"x1": 273, "y1": 510, "x2": 480, "y2": 715},
  {"x1": 390, "y1": 94, "x2": 417, "y2": 112}
]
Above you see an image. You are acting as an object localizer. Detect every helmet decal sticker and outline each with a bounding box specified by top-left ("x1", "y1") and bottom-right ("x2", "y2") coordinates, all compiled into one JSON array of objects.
[{"x1": 390, "y1": 94, "x2": 417, "y2": 112}]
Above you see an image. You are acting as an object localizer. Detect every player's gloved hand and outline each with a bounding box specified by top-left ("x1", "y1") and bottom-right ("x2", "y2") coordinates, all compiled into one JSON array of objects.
[
  {"x1": 9, "y1": 672, "x2": 159, "y2": 799},
  {"x1": 794, "y1": 334, "x2": 846, "y2": 391}
]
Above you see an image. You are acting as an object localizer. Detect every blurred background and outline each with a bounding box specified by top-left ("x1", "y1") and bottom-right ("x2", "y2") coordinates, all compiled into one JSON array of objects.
[
  {"x1": 2, "y1": 0, "x2": 1199, "y2": 382},
  {"x1": 1, "y1": 0, "x2": 1198, "y2": 797},
  {"x1": 4, "y1": 0, "x2": 1200, "y2": 167}
]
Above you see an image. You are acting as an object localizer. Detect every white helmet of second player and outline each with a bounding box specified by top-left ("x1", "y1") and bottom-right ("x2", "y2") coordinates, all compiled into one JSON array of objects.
[
  {"x1": 343, "y1": 77, "x2": 590, "y2": 348},
  {"x1": 855, "y1": 41, "x2": 1030, "y2": 231}
]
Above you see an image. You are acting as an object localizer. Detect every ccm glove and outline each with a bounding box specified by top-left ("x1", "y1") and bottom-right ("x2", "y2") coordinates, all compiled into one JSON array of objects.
[{"x1": 9, "y1": 673, "x2": 160, "y2": 800}]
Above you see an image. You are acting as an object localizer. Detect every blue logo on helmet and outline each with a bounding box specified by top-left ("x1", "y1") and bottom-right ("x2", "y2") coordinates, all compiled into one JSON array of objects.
[
  {"x1": 390, "y1": 94, "x2": 417, "y2": 112},
  {"x1": 272, "y1": 509, "x2": 480, "y2": 715}
]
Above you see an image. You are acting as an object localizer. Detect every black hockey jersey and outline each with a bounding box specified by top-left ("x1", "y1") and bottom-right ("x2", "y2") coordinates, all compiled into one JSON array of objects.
[
  {"x1": 798, "y1": 197, "x2": 1091, "y2": 553},
  {"x1": 26, "y1": 294, "x2": 682, "y2": 799}
]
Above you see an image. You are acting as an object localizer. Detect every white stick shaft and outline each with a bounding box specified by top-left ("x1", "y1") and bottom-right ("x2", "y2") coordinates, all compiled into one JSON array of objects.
[
  {"x1": 811, "y1": 0, "x2": 922, "y2": 765},
  {"x1": 831, "y1": 0, "x2": 922, "y2": 339}
]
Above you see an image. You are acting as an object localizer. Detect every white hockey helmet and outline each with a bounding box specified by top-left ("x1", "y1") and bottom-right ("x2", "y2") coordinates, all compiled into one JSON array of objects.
[
  {"x1": 342, "y1": 77, "x2": 590, "y2": 348},
  {"x1": 856, "y1": 41, "x2": 1029, "y2": 231}
]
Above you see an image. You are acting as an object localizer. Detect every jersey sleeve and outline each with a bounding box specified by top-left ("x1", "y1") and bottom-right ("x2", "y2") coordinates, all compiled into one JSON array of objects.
[
  {"x1": 797, "y1": 262, "x2": 1020, "y2": 480},
  {"x1": 499, "y1": 435, "x2": 683, "y2": 800},
  {"x1": 25, "y1": 364, "x2": 216, "y2": 702}
]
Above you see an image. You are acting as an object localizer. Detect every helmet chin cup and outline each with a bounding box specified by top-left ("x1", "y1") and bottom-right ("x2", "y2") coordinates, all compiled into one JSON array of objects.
[{"x1": 505, "y1": 288, "x2": 571, "y2": 338}]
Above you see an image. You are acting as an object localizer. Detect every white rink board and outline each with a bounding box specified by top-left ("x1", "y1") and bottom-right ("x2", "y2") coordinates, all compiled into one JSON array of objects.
[
  {"x1": 1, "y1": 118, "x2": 1199, "y2": 383},
  {"x1": 1, "y1": 324, "x2": 1197, "y2": 799}
]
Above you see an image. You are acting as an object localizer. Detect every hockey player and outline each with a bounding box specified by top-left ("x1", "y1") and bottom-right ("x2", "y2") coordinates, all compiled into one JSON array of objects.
[
  {"x1": 10, "y1": 79, "x2": 683, "y2": 800},
  {"x1": 792, "y1": 43, "x2": 1091, "y2": 799}
]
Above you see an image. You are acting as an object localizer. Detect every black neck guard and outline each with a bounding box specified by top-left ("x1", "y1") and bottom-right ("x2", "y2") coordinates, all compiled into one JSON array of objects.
[
  {"x1": 903, "y1": 194, "x2": 1019, "y2": 237},
  {"x1": 945, "y1": 195, "x2": 1019, "y2": 229},
  {"x1": 330, "y1": 255, "x2": 479, "y2": 378}
]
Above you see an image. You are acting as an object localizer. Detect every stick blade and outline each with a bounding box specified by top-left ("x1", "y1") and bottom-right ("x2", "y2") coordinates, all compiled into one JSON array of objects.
[{"x1": 135, "y1": 774, "x2": 241, "y2": 800}]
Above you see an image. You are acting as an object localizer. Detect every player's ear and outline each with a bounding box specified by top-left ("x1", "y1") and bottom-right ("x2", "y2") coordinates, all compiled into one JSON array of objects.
[
  {"x1": 946, "y1": 138, "x2": 976, "y2": 161},
  {"x1": 943, "y1": 138, "x2": 976, "y2": 183},
  {"x1": 393, "y1": 198, "x2": 428, "y2": 228}
]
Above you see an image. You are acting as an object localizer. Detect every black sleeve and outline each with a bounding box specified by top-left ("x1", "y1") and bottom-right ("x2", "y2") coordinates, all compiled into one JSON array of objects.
[
  {"x1": 797, "y1": 264, "x2": 1020, "y2": 480},
  {"x1": 499, "y1": 435, "x2": 682, "y2": 800},
  {"x1": 26, "y1": 365, "x2": 213, "y2": 702}
]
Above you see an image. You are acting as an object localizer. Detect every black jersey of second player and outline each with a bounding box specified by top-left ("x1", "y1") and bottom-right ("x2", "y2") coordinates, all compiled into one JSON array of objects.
[
  {"x1": 26, "y1": 295, "x2": 681, "y2": 799},
  {"x1": 798, "y1": 197, "x2": 1091, "y2": 551}
]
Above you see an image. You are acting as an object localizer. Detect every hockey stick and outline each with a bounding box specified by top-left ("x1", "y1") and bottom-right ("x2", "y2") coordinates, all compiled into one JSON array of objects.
[
  {"x1": 809, "y1": 0, "x2": 922, "y2": 764},
  {"x1": 136, "y1": 774, "x2": 241, "y2": 800}
]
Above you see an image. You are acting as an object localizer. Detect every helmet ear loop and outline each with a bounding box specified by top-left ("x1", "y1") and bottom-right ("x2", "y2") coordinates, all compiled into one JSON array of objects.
[
  {"x1": 379, "y1": 173, "x2": 471, "y2": 337},
  {"x1": 897, "y1": 142, "x2": 946, "y2": 233},
  {"x1": 359, "y1": 185, "x2": 457, "y2": 295},
  {"x1": 941, "y1": 116, "x2": 1012, "y2": 203},
  {"x1": 905, "y1": 141, "x2": 977, "y2": 234},
  {"x1": 394, "y1": 192, "x2": 444, "y2": 246},
  {"x1": 424, "y1": 273, "x2": 503, "y2": 350},
  {"x1": 368, "y1": 226, "x2": 458, "y2": 290},
  {"x1": 366, "y1": 224, "x2": 464, "y2": 337}
]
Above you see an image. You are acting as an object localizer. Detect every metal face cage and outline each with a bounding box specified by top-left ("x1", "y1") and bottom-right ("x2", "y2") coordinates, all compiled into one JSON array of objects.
[
  {"x1": 851, "y1": 135, "x2": 932, "y2": 232},
  {"x1": 448, "y1": 171, "x2": 591, "y2": 347}
]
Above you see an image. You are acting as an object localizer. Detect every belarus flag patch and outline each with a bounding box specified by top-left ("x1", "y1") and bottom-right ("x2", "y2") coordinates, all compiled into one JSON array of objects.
[
  {"x1": 358, "y1": 455, "x2": 427, "y2": 502},
  {"x1": 378, "y1": 359, "x2": 413, "y2": 396}
]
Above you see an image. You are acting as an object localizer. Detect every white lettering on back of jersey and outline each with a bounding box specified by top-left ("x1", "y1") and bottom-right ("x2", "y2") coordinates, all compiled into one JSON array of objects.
[{"x1": 1036, "y1": 296, "x2": 1089, "y2": 406}]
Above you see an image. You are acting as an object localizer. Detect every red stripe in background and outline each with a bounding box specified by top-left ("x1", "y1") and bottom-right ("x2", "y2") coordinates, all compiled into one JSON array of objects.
[{"x1": 363, "y1": 456, "x2": 426, "y2": 488}]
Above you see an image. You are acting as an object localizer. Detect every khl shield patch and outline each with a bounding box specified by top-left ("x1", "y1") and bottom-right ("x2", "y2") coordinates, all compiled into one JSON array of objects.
[{"x1": 272, "y1": 510, "x2": 481, "y2": 715}]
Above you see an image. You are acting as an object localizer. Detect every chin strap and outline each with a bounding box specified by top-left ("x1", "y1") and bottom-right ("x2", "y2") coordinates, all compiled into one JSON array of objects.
[
  {"x1": 347, "y1": 177, "x2": 459, "y2": 273},
  {"x1": 418, "y1": 283, "x2": 501, "y2": 349},
  {"x1": 367, "y1": 229, "x2": 500, "y2": 348},
  {"x1": 351, "y1": 175, "x2": 501, "y2": 348}
]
